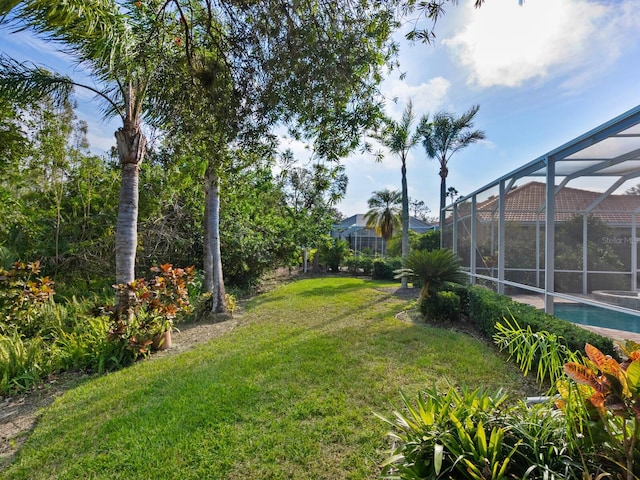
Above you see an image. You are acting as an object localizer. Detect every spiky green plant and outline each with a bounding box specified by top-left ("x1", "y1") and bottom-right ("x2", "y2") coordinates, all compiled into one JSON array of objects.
[{"x1": 395, "y1": 248, "x2": 467, "y2": 301}]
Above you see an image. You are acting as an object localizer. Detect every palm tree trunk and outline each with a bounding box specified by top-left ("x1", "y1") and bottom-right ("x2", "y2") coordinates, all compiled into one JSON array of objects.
[
  {"x1": 401, "y1": 159, "x2": 409, "y2": 289},
  {"x1": 439, "y1": 166, "x2": 448, "y2": 231},
  {"x1": 204, "y1": 166, "x2": 227, "y2": 313},
  {"x1": 114, "y1": 124, "x2": 146, "y2": 310}
]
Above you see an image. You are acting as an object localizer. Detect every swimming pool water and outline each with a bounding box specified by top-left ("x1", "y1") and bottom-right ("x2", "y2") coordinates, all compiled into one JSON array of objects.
[{"x1": 553, "y1": 303, "x2": 640, "y2": 334}]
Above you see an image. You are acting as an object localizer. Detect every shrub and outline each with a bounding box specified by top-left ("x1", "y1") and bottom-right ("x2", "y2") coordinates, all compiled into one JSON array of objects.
[
  {"x1": 108, "y1": 264, "x2": 196, "y2": 357},
  {"x1": 345, "y1": 255, "x2": 375, "y2": 275},
  {"x1": 420, "y1": 290, "x2": 460, "y2": 323},
  {"x1": 372, "y1": 257, "x2": 402, "y2": 280},
  {"x1": 0, "y1": 261, "x2": 55, "y2": 337},
  {"x1": 317, "y1": 238, "x2": 351, "y2": 272},
  {"x1": 415, "y1": 230, "x2": 440, "y2": 252},
  {"x1": 466, "y1": 285, "x2": 615, "y2": 357},
  {"x1": 492, "y1": 321, "x2": 640, "y2": 479}
]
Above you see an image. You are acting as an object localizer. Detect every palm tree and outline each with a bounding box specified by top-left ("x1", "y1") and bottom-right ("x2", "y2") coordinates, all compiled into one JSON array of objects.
[
  {"x1": 373, "y1": 100, "x2": 426, "y2": 288},
  {"x1": 364, "y1": 189, "x2": 401, "y2": 253},
  {"x1": 420, "y1": 105, "x2": 486, "y2": 230},
  {"x1": 0, "y1": 2, "x2": 166, "y2": 309}
]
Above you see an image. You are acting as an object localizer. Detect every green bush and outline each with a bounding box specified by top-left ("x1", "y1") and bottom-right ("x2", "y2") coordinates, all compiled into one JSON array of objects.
[
  {"x1": 466, "y1": 285, "x2": 615, "y2": 357},
  {"x1": 317, "y1": 238, "x2": 351, "y2": 272},
  {"x1": 415, "y1": 229, "x2": 440, "y2": 252},
  {"x1": 420, "y1": 290, "x2": 460, "y2": 323},
  {"x1": 372, "y1": 257, "x2": 402, "y2": 280},
  {"x1": 345, "y1": 255, "x2": 374, "y2": 275}
]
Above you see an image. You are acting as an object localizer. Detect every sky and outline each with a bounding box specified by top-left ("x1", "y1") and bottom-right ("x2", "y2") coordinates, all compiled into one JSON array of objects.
[{"x1": 2, "y1": 0, "x2": 640, "y2": 222}]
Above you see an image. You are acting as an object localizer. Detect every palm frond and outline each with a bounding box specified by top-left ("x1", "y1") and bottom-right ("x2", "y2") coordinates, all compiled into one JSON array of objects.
[
  {"x1": 0, "y1": 54, "x2": 72, "y2": 105},
  {"x1": 1, "y1": 0, "x2": 131, "y2": 78},
  {"x1": 404, "y1": 248, "x2": 467, "y2": 294}
]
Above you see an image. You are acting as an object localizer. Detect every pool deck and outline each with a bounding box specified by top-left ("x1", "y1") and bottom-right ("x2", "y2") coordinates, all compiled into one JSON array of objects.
[{"x1": 510, "y1": 294, "x2": 640, "y2": 343}]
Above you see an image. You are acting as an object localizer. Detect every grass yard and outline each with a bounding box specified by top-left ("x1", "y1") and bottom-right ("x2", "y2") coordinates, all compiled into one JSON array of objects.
[{"x1": 2, "y1": 277, "x2": 531, "y2": 479}]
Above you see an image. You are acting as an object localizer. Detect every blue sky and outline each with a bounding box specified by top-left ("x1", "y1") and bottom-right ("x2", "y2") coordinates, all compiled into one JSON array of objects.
[
  {"x1": 333, "y1": 0, "x2": 640, "y2": 219},
  {"x1": 3, "y1": 0, "x2": 640, "y2": 221}
]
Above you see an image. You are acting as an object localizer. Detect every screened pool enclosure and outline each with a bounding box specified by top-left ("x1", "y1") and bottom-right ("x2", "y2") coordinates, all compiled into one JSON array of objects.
[{"x1": 442, "y1": 104, "x2": 640, "y2": 318}]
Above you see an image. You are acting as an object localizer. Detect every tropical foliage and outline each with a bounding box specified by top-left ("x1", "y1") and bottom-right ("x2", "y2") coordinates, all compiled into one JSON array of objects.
[
  {"x1": 396, "y1": 248, "x2": 466, "y2": 301},
  {"x1": 381, "y1": 318, "x2": 639, "y2": 480},
  {"x1": 494, "y1": 320, "x2": 640, "y2": 480}
]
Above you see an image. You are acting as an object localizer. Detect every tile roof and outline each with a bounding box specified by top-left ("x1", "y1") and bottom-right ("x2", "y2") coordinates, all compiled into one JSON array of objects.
[{"x1": 457, "y1": 181, "x2": 640, "y2": 225}]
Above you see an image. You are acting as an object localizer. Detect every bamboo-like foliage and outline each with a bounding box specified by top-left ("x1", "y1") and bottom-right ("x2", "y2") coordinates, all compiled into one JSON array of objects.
[{"x1": 494, "y1": 315, "x2": 581, "y2": 388}]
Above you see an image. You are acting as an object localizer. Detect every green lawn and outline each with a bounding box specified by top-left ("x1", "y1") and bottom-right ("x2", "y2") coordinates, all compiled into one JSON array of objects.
[{"x1": 3, "y1": 277, "x2": 530, "y2": 479}]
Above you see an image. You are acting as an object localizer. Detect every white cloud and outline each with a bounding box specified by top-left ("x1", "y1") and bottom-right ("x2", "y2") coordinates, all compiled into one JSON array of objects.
[
  {"x1": 382, "y1": 76, "x2": 451, "y2": 119},
  {"x1": 443, "y1": 0, "x2": 640, "y2": 89}
]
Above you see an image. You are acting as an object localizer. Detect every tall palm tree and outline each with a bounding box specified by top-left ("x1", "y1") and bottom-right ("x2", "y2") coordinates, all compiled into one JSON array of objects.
[
  {"x1": 420, "y1": 105, "x2": 486, "y2": 230},
  {"x1": 373, "y1": 100, "x2": 425, "y2": 288},
  {"x1": 364, "y1": 189, "x2": 402, "y2": 252},
  {"x1": 0, "y1": 2, "x2": 166, "y2": 309}
]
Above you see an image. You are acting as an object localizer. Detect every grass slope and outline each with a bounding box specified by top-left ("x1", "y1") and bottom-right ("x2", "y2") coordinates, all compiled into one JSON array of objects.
[{"x1": 3, "y1": 277, "x2": 529, "y2": 479}]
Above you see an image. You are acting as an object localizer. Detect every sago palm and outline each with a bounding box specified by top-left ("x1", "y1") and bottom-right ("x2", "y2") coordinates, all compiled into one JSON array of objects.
[
  {"x1": 421, "y1": 105, "x2": 485, "y2": 229},
  {"x1": 364, "y1": 189, "x2": 401, "y2": 247},
  {"x1": 399, "y1": 248, "x2": 466, "y2": 301}
]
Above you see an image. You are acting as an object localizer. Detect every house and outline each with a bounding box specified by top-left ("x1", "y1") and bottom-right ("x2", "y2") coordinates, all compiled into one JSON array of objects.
[{"x1": 331, "y1": 214, "x2": 437, "y2": 255}]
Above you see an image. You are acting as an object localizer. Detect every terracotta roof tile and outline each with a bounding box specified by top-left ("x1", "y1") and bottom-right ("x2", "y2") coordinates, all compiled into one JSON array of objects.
[{"x1": 459, "y1": 181, "x2": 640, "y2": 224}]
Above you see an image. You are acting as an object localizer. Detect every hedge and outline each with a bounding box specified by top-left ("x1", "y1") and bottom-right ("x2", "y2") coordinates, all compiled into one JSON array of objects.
[{"x1": 442, "y1": 284, "x2": 616, "y2": 358}]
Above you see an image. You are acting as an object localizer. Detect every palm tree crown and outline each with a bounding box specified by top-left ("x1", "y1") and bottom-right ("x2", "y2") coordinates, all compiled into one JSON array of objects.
[
  {"x1": 421, "y1": 104, "x2": 485, "y2": 229},
  {"x1": 364, "y1": 189, "x2": 401, "y2": 242}
]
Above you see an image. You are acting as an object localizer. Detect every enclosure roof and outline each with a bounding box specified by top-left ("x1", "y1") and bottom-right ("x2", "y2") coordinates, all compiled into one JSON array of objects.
[{"x1": 457, "y1": 104, "x2": 640, "y2": 204}]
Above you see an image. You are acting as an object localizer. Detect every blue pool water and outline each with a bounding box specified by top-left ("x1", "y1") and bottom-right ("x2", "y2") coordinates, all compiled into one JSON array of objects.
[{"x1": 553, "y1": 303, "x2": 640, "y2": 333}]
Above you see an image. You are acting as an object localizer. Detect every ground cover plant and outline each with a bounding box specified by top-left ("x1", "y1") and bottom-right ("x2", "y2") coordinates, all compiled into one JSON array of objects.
[{"x1": 1, "y1": 277, "x2": 531, "y2": 479}]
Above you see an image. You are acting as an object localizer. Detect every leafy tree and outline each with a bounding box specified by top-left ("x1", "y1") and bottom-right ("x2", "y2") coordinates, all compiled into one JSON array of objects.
[
  {"x1": 409, "y1": 197, "x2": 431, "y2": 221},
  {"x1": 420, "y1": 105, "x2": 485, "y2": 229},
  {"x1": 372, "y1": 100, "x2": 426, "y2": 287},
  {"x1": 364, "y1": 189, "x2": 402, "y2": 245},
  {"x1": 146, "y1": 0, "x2": 399, "y2": 311},
  {"x1": 406, "y1": 0, "x2": 523, "y2": 44},
  {"x1": 278, "y1": 151, "x2": 348, "y2": 260}
]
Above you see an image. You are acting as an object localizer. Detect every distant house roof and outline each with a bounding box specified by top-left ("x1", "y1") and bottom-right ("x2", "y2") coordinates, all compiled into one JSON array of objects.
[
  {"x1": 461, "y1": 181, "x2": 640, "y2": 225},
  {"x1": 333, "y1": 214, "x2": 437, "y2": 237}
]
